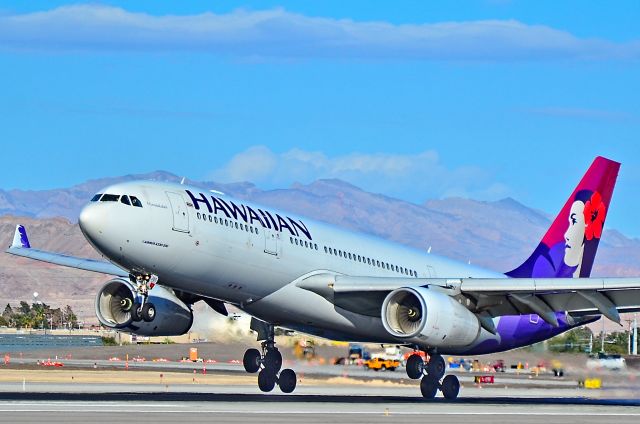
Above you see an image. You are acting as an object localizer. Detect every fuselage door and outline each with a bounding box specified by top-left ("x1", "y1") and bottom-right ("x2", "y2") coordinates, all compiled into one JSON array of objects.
[
  {"x1": 166, "y1": 192, "x2": 190, "y2": 233},
  {"x1": 264, "y1": 229, "x2": 280, "y2": 257}
]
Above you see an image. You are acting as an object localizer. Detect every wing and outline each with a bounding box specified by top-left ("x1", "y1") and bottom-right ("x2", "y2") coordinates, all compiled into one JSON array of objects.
[
  {"x1": 297, "y1": 274, "x2": 640, "y2": 327},
  {"x1": 457, "y1": 277, "x2": 640, "y2": 326},
  {"x1": 5, "y1": 224, "x2": 128, "y2": 277}
]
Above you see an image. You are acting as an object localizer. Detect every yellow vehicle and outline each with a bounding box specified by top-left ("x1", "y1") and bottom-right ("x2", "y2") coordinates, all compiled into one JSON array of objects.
[{"x1": 364, "y1": 357, "x2": 400, "y2": 371}]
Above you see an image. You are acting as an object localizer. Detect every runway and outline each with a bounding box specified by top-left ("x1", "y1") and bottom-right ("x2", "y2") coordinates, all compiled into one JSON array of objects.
[
  {"x1": 1, "y1": 392, "x2": 639, "y2": 424},
  {"x1": 2, "y1": 358, "x2": 639, "y2": 423}
]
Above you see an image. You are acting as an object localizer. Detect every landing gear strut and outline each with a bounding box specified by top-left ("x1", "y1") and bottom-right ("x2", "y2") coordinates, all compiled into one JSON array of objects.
[
  {"x1": 406, "y1": 350, "x2": 460, "y2": 399},
  {"x1": 243, "y1": 319, "x2": 297, "y2": 393}
]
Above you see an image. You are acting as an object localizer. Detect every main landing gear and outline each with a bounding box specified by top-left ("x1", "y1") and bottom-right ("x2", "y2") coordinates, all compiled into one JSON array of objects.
[
  {"x1": 406, "y1": 351, "x2": 460, "y2": 400},
  {"x1": 128, "y1": 274, "x2": 157, "y2": 323},
  {"x1": 243, "y1": 320, "x2": 297, "y2": 393}
]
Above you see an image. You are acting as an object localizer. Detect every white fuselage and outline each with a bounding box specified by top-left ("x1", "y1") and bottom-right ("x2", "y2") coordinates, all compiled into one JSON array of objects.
[{"x1": 79, "y1": 180, "x2": 503, "y2": 343}]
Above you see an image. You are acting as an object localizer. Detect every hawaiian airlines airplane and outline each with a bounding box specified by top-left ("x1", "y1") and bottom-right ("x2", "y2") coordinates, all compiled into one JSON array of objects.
[{"x1": 6, "y1": 156, "x2": 640, "y2": 399}]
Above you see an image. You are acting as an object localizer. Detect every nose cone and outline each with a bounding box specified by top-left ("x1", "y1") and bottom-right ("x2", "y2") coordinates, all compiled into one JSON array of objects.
[{"x1": 78, "y1": 203, "x2": 102, "y2": 242}]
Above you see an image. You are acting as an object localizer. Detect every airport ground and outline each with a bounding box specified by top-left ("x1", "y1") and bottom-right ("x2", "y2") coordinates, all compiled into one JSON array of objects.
[{"x1": 0, "y1": 342, "x2": 639, "y2": 423}]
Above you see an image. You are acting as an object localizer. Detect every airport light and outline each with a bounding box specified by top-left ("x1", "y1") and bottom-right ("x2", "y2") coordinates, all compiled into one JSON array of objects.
[{"x1": 634, "y1": 314, "x2": 638, "y2": 356}]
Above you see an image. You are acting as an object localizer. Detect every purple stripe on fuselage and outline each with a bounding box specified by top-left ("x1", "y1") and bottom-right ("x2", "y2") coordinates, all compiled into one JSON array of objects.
[{"x1": 459, "y1": 312, "x2": 599, "y2": 355}]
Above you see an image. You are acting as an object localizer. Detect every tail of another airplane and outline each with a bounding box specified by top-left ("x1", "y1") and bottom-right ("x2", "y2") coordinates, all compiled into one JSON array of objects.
[{"x1": 506, "y1": 156, "x2": 620, "y2": 279}]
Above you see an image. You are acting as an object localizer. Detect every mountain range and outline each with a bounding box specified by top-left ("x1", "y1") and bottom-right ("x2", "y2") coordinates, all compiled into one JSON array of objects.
[{"x1": 1, "y1": 171, "x2": 639, "y2": 321}]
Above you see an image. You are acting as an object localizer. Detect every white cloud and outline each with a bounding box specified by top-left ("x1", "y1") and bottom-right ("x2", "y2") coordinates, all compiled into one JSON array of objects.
[
  {"x1": 0, "y1": 5, "x2": 638, "y2": 62},
  {"x1": 210, "y1": 146, "x2": 511, "y2": 202}
]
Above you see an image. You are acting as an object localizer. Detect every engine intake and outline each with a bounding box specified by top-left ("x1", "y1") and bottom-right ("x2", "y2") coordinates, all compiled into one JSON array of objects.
[
  {"x1": 95, "y1": 278, "x2": 193, "y2": 336},
  {"x1": 382, "y1": 286, "x2": 480, "y2": 348}
]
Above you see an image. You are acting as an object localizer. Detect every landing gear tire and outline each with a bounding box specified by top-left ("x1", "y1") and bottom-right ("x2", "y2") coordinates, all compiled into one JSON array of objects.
[
  {"x1": 278, "y1": 369, "x2": 297, "y2": 393},
  {"x1": 426, "y1": 354, "x2": 446, "y2": 380},
  {"x1": 264, "y1": 349, "x2": 283, "y2": 373},
  {"x1": 141, "y1": 303, "x2": 156, "y2": 322},
  {"x1": 406, "y1": 354, "x2": 424, "y2": 379},
  {"x1": 243, "y1": 349, "x2": 261, "y2": 374},
  {"x1": 420, "y1": 375, "x2": 439, "y2": 399},
  {"x1": 131, "y1": 302, "x2": 142, "y2": 322},
  {"x1": 258, "y1": 369, "x2": 276, "y2": 392},
  {"x1": 441, "y1": 375, "x2": 460, "y2": 400}
]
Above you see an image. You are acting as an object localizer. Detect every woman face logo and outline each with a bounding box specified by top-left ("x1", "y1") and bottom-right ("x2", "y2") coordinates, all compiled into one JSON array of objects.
[{"x1": 564, "y1": 200, "x2": 585, "y2": 267}]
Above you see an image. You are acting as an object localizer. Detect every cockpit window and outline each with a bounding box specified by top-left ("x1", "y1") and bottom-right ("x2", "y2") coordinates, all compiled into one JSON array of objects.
[
  {"x1": 130, "y1": 196, "x2": 143, "y2": 207},
  {"x1": 91, "y1": 194, "x2": 103, "y2": 202},
  {"x1": 120, "y1": 195, "x2": 131, "y2": 206},
  {"x1": 100, "y1": 194, "x2": 120, "y2": 202}
]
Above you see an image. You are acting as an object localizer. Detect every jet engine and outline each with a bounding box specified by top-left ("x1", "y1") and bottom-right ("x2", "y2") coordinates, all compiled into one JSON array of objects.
[
  {"x1": 381, "y1": 286, "x2": 481, "y2": 348},
  {"x1": 95, "y1": 278, "x2": 193, "y2": 336}
]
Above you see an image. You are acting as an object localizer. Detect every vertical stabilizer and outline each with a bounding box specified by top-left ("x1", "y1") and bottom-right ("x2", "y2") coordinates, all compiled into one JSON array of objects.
[{"x1": 507, "y1": 156, "x2": 620, "y2": 278}]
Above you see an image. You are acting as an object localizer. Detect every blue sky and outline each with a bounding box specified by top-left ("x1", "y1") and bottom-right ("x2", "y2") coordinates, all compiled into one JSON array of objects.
[{"x1": 0, "y1": 1, "x2": 639, "y2": 238}]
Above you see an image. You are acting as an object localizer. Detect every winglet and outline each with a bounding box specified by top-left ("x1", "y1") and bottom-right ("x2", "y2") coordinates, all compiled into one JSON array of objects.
[{"x1": 11, "y1": 225, "x2": 31, "y2": 249}]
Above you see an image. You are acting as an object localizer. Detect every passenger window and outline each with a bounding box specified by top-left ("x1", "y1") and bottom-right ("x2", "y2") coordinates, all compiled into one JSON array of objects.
[
  {"x1": 91, "y1": 193, "x2": 103, "y2": 202},
  {"x1": 197, "y1": 213, "x2": 201, "y2": 219},
  {"x1": 100, "y1": 194, "x2": 119, "y2": 202},
  {"x1": 304, "y1": 241, "x2": 308, "y2": 248},
  {"x1": 255, "y1": 228, "x2": 259, "y2": 235},
  {"x1": 209, "y1": 215, "x2": 213, "y2": 222},
  {"x1": 295, "y1": 239, "x2": 299, "y2": 245},
  {"x1": 130, "y1": 196, "x2": 143, "y2": 207},
  {"x1": 234, "y1": 222, "x2": 238, "y2": 229},
  {"x1": 120, "y1": 195, "x2": 131, "y2": 206},
  {"x1": 214, "y1": 217, "x2": 218, "y2": 224},
  {"x1": 339, "y1": 251, "x2": 343, "y2": 257},
  {"x1": 314, "y1": 244, "x2": 318, "y2": 250}
]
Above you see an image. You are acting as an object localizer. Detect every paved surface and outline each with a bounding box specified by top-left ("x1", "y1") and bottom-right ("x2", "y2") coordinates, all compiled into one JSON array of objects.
[
  {"x1": 0, "y1": 392, "x2": 639, "y2": 424},
  {"x1": 2, "y1": 358, "x2": 640, "y2": 423}
]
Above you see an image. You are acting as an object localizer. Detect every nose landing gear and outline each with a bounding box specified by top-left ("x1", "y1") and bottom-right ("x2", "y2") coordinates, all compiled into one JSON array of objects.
[
  {"x1": 406, "y1": 350, "x2": 460, "y2": 400},
  {"x1": 244, "y1": 318, "x2": 298, "y2": 393},
  {"x1": 128, "y1": 274, "x2": 157, "y2": 323}
]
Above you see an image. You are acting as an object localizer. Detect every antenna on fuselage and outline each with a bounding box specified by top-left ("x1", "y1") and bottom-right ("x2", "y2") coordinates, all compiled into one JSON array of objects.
[
  {"x1": 180, "y1": 177, "x2": 186, "y2": 185},
  {"x1": 427, "y1": 246, "x2": 432, "y2": 254},
  {"x1": 210, "y1": 189, "x2": 226, "y2": 196}
]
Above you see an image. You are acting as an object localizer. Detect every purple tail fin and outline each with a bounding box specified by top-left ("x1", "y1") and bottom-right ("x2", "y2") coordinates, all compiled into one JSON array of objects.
[{"x1": 506, "y1": 156, "x2": 620, "y2": 278}]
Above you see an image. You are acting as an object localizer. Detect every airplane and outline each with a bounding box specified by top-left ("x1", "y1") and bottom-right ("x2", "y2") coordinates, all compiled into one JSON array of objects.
[{"x1": 6, "y1": 156, "x2": 640, "y2": 399}]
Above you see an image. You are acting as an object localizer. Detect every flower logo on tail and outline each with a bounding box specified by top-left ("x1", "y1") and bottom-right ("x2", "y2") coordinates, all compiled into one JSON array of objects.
[{"x1": 583, "y1": 191, "x2": 606, "y2": 240}]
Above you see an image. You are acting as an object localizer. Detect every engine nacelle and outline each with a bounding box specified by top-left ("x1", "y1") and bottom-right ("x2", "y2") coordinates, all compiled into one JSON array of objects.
[
  {"x1": 381, "y1": 286, "x2": 481, "y2": 348},
  {"x1": 95, "y1": 278, "x2": 193, "y2": 336}
]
